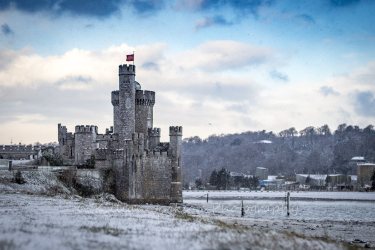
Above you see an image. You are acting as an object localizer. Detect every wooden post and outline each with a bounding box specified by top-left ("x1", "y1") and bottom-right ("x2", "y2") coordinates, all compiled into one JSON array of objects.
[
  {"x1": 8, "y1": 160, "x2": 12, "y2": 171},
  {"x1": 241, "y1": 200, "x2": 245, "y2": 217},
  {"x1": 287, "y1": 192, "x2": 290, "y2": 216},
  {"x1": 207, "y1": 193, "x2": 209, "y2": 203}
]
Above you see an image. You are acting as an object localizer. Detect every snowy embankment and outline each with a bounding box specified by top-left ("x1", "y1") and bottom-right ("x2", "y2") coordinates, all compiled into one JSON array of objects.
[
  {"x1": 0, "y1": 170, "x2": 350, "y2": 249},
  {"x1": 183, "y1": 190, "x2": 375, "y2": 201}
]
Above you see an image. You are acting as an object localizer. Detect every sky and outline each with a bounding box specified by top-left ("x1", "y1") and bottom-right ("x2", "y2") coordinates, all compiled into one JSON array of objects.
[{"x1": 0, "y1": 0, "x2": 375, "y2": 145}]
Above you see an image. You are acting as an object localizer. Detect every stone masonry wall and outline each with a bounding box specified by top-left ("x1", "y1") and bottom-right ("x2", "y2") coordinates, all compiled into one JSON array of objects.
[
  {"x1": 74, "y1": 125, "x2": 97, "y2": 165},
  {"x1": 118, "y1": 64, "x2": 136, "y2": 142}
]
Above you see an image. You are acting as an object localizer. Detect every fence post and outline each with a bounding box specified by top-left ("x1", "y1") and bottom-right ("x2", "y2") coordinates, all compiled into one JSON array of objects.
[{"x1": 287, "y1": 192, "x2": 290, "y2": 216}]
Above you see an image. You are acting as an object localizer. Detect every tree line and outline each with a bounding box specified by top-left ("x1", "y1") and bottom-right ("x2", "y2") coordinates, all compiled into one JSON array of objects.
[{"x1": 182, "y1": 124, "x2": 375, "y2": 184}]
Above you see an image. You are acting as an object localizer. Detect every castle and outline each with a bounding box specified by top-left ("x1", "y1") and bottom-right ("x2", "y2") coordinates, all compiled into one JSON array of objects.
[{"x1": 58, "y1": 64, "x2": 183, "y2": 204}]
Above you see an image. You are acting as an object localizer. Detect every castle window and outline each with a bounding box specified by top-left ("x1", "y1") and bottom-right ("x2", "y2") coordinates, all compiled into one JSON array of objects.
[{"x1": 147, "y1": 118, "x2": 152, "y2": 128}]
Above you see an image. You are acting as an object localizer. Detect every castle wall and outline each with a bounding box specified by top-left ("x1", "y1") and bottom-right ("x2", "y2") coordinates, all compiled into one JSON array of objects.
[
  {"x1": 0, "y1": 145, "x2": 40, "y2": 160},
  {"x1": 113, "y1": 146, "x2": 129, "y2": 201},
  {"x1": 140, "y1": 151, "x2": 172, "y2": 204},
  {"x1": 74, "y1": 125, "x2": 98, "y2": 165},
  {"x1": 113, "y1": 132, "x2": 173, "y2": 204}
]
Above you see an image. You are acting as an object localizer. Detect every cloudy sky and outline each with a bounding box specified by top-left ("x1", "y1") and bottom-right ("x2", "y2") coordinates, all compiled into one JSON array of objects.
[{"x1": 0, "y1": 0, "x2": 375, "y2": 144}]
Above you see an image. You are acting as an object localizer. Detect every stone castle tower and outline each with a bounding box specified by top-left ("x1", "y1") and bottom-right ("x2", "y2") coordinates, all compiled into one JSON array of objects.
[{"x1": 58, "y1": 64, "x2": 183, "y2": 204}]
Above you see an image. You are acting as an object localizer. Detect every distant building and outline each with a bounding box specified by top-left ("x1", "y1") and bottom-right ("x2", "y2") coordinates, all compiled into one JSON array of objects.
[
  {"x1": 357, "y1": 163, "x2": 375, "y2": 187},
  {"x1": 0, "y1": 143, "x2": 40, "y2": 160},
  {"x1": 255, "y1": 167, "x2": 268, "y2": 181},
  {"x1": 296, "y1": 174, "x2": 356, "y2": 190},
  {"x1": 351, "y1": 156, "x2": 365, "y2": 162}
]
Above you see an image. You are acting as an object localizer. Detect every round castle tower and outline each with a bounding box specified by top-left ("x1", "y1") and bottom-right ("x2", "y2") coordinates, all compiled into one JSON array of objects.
[
  {"x1": 115, "y1": 64, "x2": 136, "y2": 143},
  {"x1": 169, "y1": 126, "x2": 183, "y2": 203},
  {"x1": 135, "y1": 90, "x2": 155, "y2": 136}
]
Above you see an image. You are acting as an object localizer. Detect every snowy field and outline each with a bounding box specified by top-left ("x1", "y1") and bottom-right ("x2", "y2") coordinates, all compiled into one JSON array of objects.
[
  {"x1": 0, "y1": 170, "x2": 353, "y2": 249},
  {"x1": 183, "y1": 190, "x2": 375, "y2": 201},
  {"x1": 184, "y1": 199, "x2": 375, "y2": 222},
  {"x1": 0, "y1": 193, "x2": 349, "y2": 250},
  {"x1": 183, "y1": 191, "x2": 375, "y2": 247}
]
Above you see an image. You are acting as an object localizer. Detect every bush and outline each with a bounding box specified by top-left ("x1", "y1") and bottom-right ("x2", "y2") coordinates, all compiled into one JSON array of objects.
[
  {"x1": 13, "y1": 170, "x2": 26, "y2": 184},
  {"x1": 100, "y1": 168, "x2": 116, "y2": 194},
  {"x1": 41, "y1": 146, "x2": 63, "y2": 166},
  {"x1": 77, "y1": 155, "x2": 95, "y2": 169},
  {"x1": 58, "y1": 169, "x2": 102, "y2": 197}
]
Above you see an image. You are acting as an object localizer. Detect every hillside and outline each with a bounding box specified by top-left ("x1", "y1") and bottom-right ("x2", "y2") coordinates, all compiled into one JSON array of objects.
[{"x1": 182, "y1": 124, "x2": 375, "y2": 183}]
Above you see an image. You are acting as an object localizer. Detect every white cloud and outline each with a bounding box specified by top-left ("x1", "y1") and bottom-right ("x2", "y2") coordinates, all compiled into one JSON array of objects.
[
  {"x1": 170, "y1": 40, "x2": 276, "y2": 72},
  {"x1": 0, "y1": 42, "x2": 374, "y2": 144}
]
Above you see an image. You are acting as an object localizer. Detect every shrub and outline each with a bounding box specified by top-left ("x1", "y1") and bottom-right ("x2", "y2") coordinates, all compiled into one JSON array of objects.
[
  {"x1": 13, "y1": 170, "x2": 26, "y2": 184},
  {"x1": 41, "y1": 146, "x2": 63, "y2": 166}
]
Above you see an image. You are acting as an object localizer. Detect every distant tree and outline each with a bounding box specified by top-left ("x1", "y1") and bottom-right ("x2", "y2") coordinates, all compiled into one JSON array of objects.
[
  {"x1": 250, "y1": 176, "x2": 259, "y2": 189},
  {"x1": 318, "y1": 124, "x2": 331, "y2": 136},
  {"x1": 209, "y1": 169, "x2": 218, "y2": 186},
  {"x1": 41, "y1": 146, "x2": 63, "y2": 166},
  {"x1": 216, "y1": 167, "x2": 230, "y2": 190},
  {"x1": 337, "y1": 123, "x2": 347, "y2": 133},
  {"x1": 305, "y1": 175, "x2": 311, "y2": 185},
  {"x1": 183, "y1": 182, "x2": 189, "y2": 190},
  {"x1": 371, "y1": 170, "x2": 375, "y2": 191},
  {"x1": 195, "y1": 178, "x2": 203, "y2": 189},
  {"x1": 230, "y1": 138, "x2": 242, "y2": 146}
]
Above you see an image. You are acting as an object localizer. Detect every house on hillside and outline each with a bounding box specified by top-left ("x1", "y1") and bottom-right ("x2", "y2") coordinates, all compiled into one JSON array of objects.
[
  {"x1": 357, "y1": 163, "x2": 375, "y2": 188},
  {"x1": 255, "y1": 167, "x2": 268, "y2": 181}
]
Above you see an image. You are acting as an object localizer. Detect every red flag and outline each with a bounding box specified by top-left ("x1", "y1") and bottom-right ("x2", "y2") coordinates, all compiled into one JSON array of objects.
[{"x1": 126, "y1": 54, "x2": 134, "y2": 61}]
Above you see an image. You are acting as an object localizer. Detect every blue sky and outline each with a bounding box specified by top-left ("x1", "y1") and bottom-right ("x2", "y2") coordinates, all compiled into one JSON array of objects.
[{"x1": 0, "y1": 0, "x2": 375, "y2": 144}]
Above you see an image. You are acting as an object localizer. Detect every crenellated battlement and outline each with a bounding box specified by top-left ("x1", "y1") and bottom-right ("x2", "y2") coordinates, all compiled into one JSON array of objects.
[
  {"x1": 75, "y1": 125, "x2": 98, "y2": 134},
  {"x1": 96, "y1": 133, "x2": 117, "y2": 141},
  {"x1": 145, "y1": 150, "x2": 169, "y2": 157},
  {"x1": 169, "y1": 126, "x2": 183, "y2": 136},
  {"x1": 148, "y1": 127, "x2": 161, "y2": 137},
  {"x1": 119, "y1": 64, "x2": 135, "y2": 75},
  {"x1": 105, "y1": 126, "x2": 114, "y2": 135},
  {"x1": 0, "y1": 145, "x2": 39, "y2": 153},
  {"x1": 58, "y1": 124, "x2": 67, "y2": 133},
  {"x1": 115, "y1": 148, "x2": 124, "y2": 159},
  {"x1": 111, "y1": 91, "x2": 119, "y2": 106},
  {"x1": 95, "y1": 148, "x2": 108, "y2": 160},
  {"x1": 135, "y1": 90, "x2": 155, "y2": 106}
]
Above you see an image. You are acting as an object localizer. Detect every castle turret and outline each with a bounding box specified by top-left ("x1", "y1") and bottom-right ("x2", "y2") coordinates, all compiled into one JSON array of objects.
[
  {"x1": 135, "y1": 90, "x2": 155, "y2": 136},
  {"x1": 169, "y1": 126, "x2": 183, "y2": 203},
  {"x1": 117, "y1": 64, "x2": 136, "y2": 143},
  {"x1": 148, "y1": 127, "x2": 160, "y2": 150},
  {"x1": 111, "y1": 90, "x2": 120, "y2": 134},
  {"x1": 74, "y1": 125, "x2": 98, "y2": 164}
]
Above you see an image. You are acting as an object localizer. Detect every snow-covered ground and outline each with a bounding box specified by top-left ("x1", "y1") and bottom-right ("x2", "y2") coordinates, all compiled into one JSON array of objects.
[
  {"x1": 183, "y1": 190, "x2": 375, "y2": 201},
  {"x1": 0, "y1": 170, "x2": 351, "y2": 249},
  {"x1": 0, "y1": 193, "x2": 350, "y2": 250}
]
